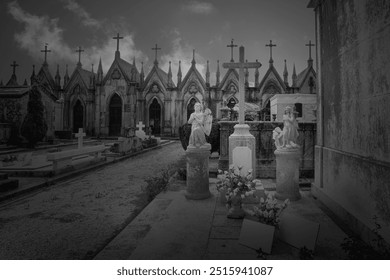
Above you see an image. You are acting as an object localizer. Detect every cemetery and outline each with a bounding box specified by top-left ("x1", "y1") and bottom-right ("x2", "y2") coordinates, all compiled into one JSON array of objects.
[{"x1": 0, "y1": 0, "x2": 388, "y2": 263}]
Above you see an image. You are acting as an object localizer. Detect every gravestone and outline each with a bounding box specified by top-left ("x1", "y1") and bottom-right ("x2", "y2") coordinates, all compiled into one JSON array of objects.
[
  {"x1": 135, "y1": 121, "x2": 147, "y2": 140},
  {"x1": 239, "y1": 219, "x2": 275, "y2": 254},
  {"x1": 223, "y1": 46, "x2": 261, "y2": 177},
  {"x1": 75, "y1": 128, "x2": 86, "y2": 149}
]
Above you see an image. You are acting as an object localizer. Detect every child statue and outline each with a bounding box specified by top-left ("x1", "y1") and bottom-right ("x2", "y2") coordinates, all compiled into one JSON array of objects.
[
  {"x1": 272, "y1": 106, "x2": 299, "y2": 150},
  {"x1": 188, "y1": 102, "x2": 213, "y2": 147}
]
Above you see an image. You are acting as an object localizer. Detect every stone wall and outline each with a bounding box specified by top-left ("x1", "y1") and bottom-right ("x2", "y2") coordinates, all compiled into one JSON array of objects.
[
  {"x1": 218, "y1": 121, "x2": 316, "y2": 178},
  {"x1": 309, "y1": 0, "x2": 390, "y2": 244}
]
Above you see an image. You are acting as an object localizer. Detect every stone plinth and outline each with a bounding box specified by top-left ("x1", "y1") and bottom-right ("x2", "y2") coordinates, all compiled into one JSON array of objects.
[
  {"x1": 229, "y1": 124, "x2": 256, "y2": 178},
  {"x1": 274, "y1": 148, "x2": 301, "y2": 201},
  {"x1": 185, "y1": 143, "x2": 211, "y2": 200}
]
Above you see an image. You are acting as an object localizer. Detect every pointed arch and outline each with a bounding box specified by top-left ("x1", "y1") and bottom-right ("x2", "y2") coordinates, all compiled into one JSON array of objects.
[
  {"x1": 108, "y1": 93, "x2": 123, "y2": 136},
  {"x1": 146, "y1": 97, "x2": 164, "y2": 135},
  {"x1": 186, "y1": 97, "x2": 199, "y2": 121},
  {"x1": 72, "y1": 99, "x2": 85, "y2": 133}
]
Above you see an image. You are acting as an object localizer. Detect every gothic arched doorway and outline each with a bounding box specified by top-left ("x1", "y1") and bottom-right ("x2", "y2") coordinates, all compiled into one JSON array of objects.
[
  {"x1": 73, "y1": 100, "x2": 84, "y2": 133},
  {"x1": 149, "y1": 98, "x2": 161, "y2": 135},
  {"x1": 109, "y1": 94, "x2": 122, "y2": 136},
  {"x1": 187, "y1": 98, "x2": 197, "y2": 121}
]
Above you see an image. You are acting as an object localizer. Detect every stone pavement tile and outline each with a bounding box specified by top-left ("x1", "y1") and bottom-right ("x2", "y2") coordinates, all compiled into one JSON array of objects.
[
  {"x1": 128, "y1": 190, "x2": 216, "y2": 260},
  {"x1": 203, "y1": 252, "x2": 258, "y2": 260},
  {"x1": 207, "y1": 239, "x2": 256, "y2": 255},
  {"x1": 94, "y1": 224, "x2": 151, "y2": 260},
  {"x1": 210, "y1": 226, "x2": 242, "y2": 239},
  {"x1": 212, "y1": 214, "x2": 243, "y2": 227}
]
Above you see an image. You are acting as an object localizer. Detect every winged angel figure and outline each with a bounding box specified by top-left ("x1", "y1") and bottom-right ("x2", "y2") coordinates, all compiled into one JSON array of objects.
[{"x1": 188, "y1": 102, "x2": 212, "y2": 147}]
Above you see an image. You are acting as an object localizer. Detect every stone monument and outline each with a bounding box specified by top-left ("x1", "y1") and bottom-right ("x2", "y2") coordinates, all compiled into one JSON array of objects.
[
  {"x1": 222, "y1": 46, "x2": 261, "y2": 177},
  {"x1": 185, "y1": 102, "x2": 212, "y2": 200},
  {"x1": 273, "y1": 106, "x2": 301, "y2": 201}
]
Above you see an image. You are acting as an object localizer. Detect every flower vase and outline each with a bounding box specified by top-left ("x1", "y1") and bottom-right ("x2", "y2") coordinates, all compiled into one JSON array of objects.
[{"x1": 227, "y1": 194, "x2": 245, "y2": 219}]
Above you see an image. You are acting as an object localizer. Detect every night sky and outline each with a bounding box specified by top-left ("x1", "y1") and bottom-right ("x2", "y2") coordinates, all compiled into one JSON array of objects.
[{"x1": 0, "y1": 0, "x2": 315, "y2": 86}]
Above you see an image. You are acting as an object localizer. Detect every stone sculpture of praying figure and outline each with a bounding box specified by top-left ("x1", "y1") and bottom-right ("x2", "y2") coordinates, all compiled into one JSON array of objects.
[
  {"x1": 273, "y1": 106, "x2": 299, "y2": 150},
  {"x1": 188, "y1": 102, "x2": 213, "y2": 147}
]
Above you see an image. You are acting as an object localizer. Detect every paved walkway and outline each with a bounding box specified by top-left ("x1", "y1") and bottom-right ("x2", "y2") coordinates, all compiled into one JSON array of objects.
[{"x1": 95, "y1": 163, "x2": 349, "y2": 260}]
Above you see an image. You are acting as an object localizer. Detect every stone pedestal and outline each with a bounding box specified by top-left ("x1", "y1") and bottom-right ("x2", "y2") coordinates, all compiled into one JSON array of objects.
[
  {"x1": 274, "y1": 148, "x2": 301, "y2": 201},
  {"x1": 229, "y1": 124, "x2": 256, "y2": 178},
  {"x1": 185, "y1": 143, "x2": 211, "y2": 200}
]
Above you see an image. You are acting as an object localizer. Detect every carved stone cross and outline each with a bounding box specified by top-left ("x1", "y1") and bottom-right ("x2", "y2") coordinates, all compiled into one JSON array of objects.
[
  {"x1": 223, "y1": 46, "x2": 262, "y2": 124},
  {"x1": 75, "y1": 128, "x2": 86, "y2": 149}
]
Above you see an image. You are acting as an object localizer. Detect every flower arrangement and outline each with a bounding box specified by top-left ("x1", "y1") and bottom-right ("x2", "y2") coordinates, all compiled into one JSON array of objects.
[
  {"x1": 247, "y1": 193, "x2": 289, "y2": 227},
  {"x1": 216, "y1": 165, "x2": 259, "y2": 208}
]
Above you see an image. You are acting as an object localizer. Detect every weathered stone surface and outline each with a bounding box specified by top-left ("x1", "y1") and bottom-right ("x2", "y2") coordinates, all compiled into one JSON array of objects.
[
  {"x1": 185, "y1": 143, "x2": 211, "y2": 199},
  {"x1": 275, "y1": 148, "x2": 301, "y2": 201}
]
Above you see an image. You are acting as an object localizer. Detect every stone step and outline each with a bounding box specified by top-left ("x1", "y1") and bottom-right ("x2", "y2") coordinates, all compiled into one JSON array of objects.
[
  {"x1": 0, "y1": 173, "x2": 8, "y2": 180},
  {"x1": 0, "y1": 178, "x2": 19, "y2": 192}
]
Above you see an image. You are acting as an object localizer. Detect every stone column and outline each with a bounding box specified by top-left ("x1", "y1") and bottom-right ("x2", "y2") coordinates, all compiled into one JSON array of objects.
[
  {"x1": 185, "y1": 143, "x2": 211, "y2": 200},
  {"x1": 274, "y1": 148, "x2": 301, "y2": 201}
]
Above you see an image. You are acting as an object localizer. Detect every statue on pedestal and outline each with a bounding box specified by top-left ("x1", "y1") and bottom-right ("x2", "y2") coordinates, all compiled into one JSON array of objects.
[
  {"x1": 273, "y1": 106, "x2": 299, "y2": 150},
  {"x1": 188, "y1": 102, "x2": 212, "y2": 147}
]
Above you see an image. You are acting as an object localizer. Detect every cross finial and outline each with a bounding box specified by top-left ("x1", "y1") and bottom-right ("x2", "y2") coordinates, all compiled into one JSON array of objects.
[
  {"x1": 152, "y1": 43, "x2": 161, "y2": 65},
  {"x1": 305, "y1": 40, "x2": 315, "y2": 60},
  {"x1": 76, "y1": 46, "x2": 84, "y2": 67},
  {"x1": 41, "y1": 44, "x2": 51, "y2": 65},
  {"x1": 113, "y1": 33, "x2": 124, "y2": 52},
  {"x1": 227, "y1": 39, "x2": 238, "y2": 62},
  {"x1": 11, "y1": 61, "x2": 19, "y2": 75},
  {"x1": 266, "y1": 40, "x2": 276, "y2": 63}
]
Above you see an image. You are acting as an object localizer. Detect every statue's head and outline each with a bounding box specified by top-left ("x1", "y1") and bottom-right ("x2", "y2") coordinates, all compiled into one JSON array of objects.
[
  {"x1": 285, "y1": 106, "x2": 293, "y2": 114},
  {"x1": 194, "y1": 102, "x2": 202, "y2": 112}
]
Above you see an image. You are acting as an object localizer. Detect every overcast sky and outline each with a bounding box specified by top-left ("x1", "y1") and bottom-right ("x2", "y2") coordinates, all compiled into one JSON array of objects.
[{"x1": 0, "y1": 0, "x2": 315, "y2": 86}]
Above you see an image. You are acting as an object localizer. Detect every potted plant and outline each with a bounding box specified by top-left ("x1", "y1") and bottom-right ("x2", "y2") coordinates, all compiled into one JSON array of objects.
[{"x1": 216, "y1": 165, "x2": 259, "y2": 219}]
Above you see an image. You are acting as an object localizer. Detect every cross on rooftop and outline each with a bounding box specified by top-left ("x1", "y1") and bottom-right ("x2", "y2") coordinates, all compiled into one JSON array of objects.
[
  {"x1": 152, "y1": 44, "x2": 161, "y2": 65},
  {"x1": 41, "y1": 44, "x2": 51, "y2": 64},
  {"x1": 266, "y1": 40, "x2": 276, "y2": 63},
  {"x1": 227, "y1": 39, "x2": 238, "y2": 62},
  {"x1": 76, "y1": 46, "x2": 84, "y2": 66},
  {"x1": 75, "y1": 128, "x2": 86, "y2": 149},
  {"x1": 10, "y1": 61, "x2": 19, "y2": 75},
  {"x1": 223, "y1": 46, "x2": 262, "y2": 124},
  {"x1": 113, "y1": 33, "x2": 124, "y2": 52},
  {"x1": 306, "y1": 40, "x2": 315, "y2": 60}
]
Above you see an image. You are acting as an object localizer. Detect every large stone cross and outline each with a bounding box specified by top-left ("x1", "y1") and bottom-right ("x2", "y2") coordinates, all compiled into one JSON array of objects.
[
  {"x1": 113, "y1": 33, "x2": 124, "y2": 52},
  {"x1": 152, "y1": 44, "x2": 161, "y2": 64},
  {"x1": 305, "y1": 40, "x2": 315, "y2": 60},
  {"x1": 75, "y1": 128, "x2": 86, "y2": 149},
  {"x1": 10, "y1": 61, "x2": 19, "y2": 75},
  {"x1": 76, "y1": 46, "x2": 84, "y2": 66},
  {"x1": 223, "y1": 46, "x2": 262, "y2": 124}
]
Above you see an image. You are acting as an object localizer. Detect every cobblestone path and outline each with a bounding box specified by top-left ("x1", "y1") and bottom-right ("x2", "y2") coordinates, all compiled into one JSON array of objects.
[{"x1": 0, "y1": 142, "x2": 185, "y2": 259}]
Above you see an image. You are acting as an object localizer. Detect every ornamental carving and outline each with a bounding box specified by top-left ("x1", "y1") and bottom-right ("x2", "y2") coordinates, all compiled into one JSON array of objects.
[
  {"x1": 229, "y1": 84, "x2": 237, "y2": 94},
  {"x1": 111, "y1": 69, "x2": 121, "y2": 80},
  {"x1": 151, "y1": 84, "x2": 159, "y2": 93},
  {"x1": 189, "y1": 83, "x2": 198, "y2": 94}
]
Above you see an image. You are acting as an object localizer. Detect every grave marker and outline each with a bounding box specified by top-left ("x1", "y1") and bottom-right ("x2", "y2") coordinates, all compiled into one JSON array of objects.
[{"x1": 75, "y1": 128, "x2": 86, "y2": 149}]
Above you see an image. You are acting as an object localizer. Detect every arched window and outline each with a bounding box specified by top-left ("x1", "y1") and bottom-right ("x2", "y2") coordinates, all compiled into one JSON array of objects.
[
  {"x1": 294, "y1": 103, "x2": 303, "y2": 118},
  {"x1": 187, "y1": 98, "x2": 197, "y2": 121},
  {"x1": 227, "y1": 97, "x2": 237, "y2": 109}
]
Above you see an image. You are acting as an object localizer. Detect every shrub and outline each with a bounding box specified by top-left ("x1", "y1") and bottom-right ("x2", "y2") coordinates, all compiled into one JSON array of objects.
[{"x1": 20, "y1": 86, "x2": 48, "y2": 148}]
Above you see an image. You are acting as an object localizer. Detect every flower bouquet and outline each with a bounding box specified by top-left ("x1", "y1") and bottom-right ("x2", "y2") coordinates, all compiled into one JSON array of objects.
[
  {"x1": 247, "y1": 193, "x2": 289, "y2": 228},
  {"x1": 216, "y1": 165, "x2": 259, "y2": 218}
]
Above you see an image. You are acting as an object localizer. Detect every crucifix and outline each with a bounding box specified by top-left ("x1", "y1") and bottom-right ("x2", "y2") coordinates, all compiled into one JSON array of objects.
[
  {"x1": 76, "y1": 46, "x2": 84, "y2": 66},
  {"x1": 223, "y1": 46, "x2": 262, "y2": 124},
  {"x1": 75, "y1": 128, "x2": 86, "y2": 149},
  {"x1": 266, "y1": 40, "x2": 276, "y2": 62},
  {"x1": 41, "y1": 44, "x2": 51, "y2": 64},
  {"x1": 113, "y1": 33, "x2": 124, "y2": 52},
  {"x1": 10, "y1": 61, "x2": 19, "y2": 75},
  {"x1": 226, "y1": 39, "x2": 238, "y2": 62},
  {"x1": 152, "y1": 43, "x2": 161, "y2": 64},
  {"x1": 305, "y1": 40, "x2": 315, "y2": 60}
]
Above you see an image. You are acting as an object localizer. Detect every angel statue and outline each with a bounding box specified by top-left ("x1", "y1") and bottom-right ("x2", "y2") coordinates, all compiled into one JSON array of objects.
[
  {"x1": 272, "y1": 106, "x2": 299, "y2": 150},
  {"x1": 188, "y1": 102, "x2": 213, "y2": 147}
]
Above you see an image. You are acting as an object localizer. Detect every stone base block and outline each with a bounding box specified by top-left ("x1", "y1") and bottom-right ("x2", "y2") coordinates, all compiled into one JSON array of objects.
[
  {"x1": 274, "y1": 148, "x2": 301, "y2": 201},
  {"x1": 185, "y1": 143, "x2": 211, "y2": 200}
]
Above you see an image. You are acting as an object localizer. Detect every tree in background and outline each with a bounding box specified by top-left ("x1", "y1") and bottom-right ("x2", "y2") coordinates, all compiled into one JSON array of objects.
[{"x1": 20, "y1": 85, "x2": 47, "y2": 148}]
